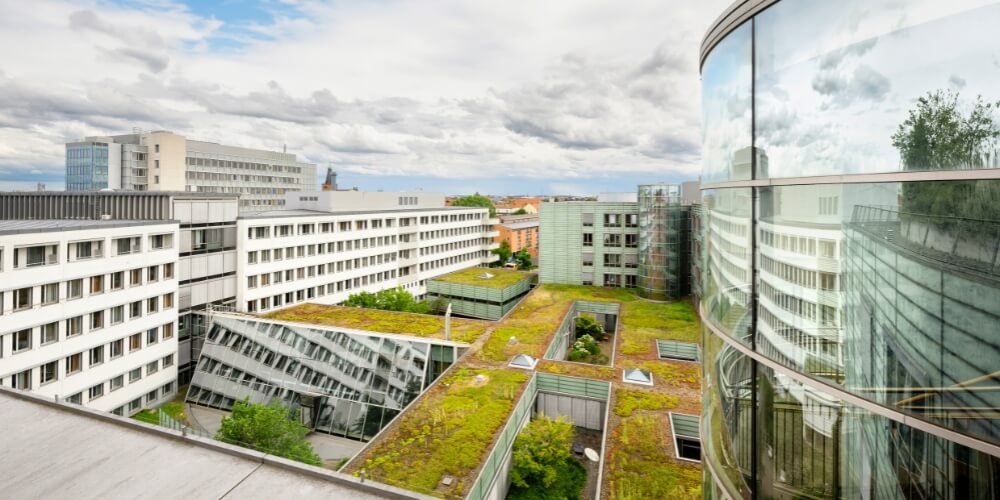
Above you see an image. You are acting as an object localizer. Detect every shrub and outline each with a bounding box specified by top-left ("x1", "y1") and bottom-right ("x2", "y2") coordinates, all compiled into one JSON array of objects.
[
  {"x1": 510, "y1": 415, "x2": 575, "y2": 489},
  {"x1": 216, "y1": 399, "x2": 322, "y2": 466},
  {"x1": 575, "y1": 315, "x2": 606, "y2": 341}
]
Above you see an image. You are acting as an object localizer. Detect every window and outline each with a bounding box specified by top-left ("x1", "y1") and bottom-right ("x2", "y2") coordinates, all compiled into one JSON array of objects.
[
  {"x1": 604, "y1": 273, "x2": 621, "y2": 287},
  {"x1": 90, "y1": 310, "x2": 104, "y2": 330},
  {"x1": 67, "y1": 279, "x2": 83, "y2": 299},
  {"x1": 819, "y1": 240, "x2": 836, "y2": 258},
  {"x1": 147, "y1": 297, "x2": 158, "y2": 314},
  {"x1": 150, "y1": 234, "x2": 170, "y2": 250},
  {"x1": 41, "y1": 283, "x2": 59, "y2": 305},
  {"x1": 89, "y1": 383, "x2": 104, "y2": 400},
  {"x1": 41, "y1": 322, "x2": 58, "y2": 344},
  {"x1": 114, "y1": 237, "x2": 141, "y2": 255},
  {"x1": 582, "y1": 252, "x2": 594, "y2": 266},
  {"x1": 604, "y1": 234, "x2": 621, "y2": 247},
  {"x1": 130, "y1": 268, "x2": 142, "y2": 286},
  {"x1": 12, "y1": 370, "x2": 31, "y2": 389},
  {"x1": 16, "y1": 244, "x2": 57, "y2": 268},
  {"x1": 110, "y1": 375, "x2": 124, "y2": 391},
  {"x1": 162, "y1": 322, "x2": 174, "y2": 339},
  {"x1": 129, "y1": 301, "x2": 142, "y2": 318},
  {"x1": 193, "y1": 228, "x2": 223, "y2": 251},
  {"x1": 73, "y1": 240, "x2": 102, "y2": 260},
  {"x1": 247, "y1": 275, "x2": 258, "y2": 289},
  {"x1": 582, "y1": 213, "x2": 594, "y2": 227},
  {"x1": 163, "y1": 263, "x2": 173, "y2": 279},
  {"x1": 89, "y1": 346, "x2": 104, "y2": 366},
  {"x1": 820, "y1": 272, "x2": 837, "y2": 291},
  {"x1": 110, "y1": 339, "x2": 124, "y2": 358},
  {"x1": 66, "y1": 316, "x2": 82, "y2": 337},
  {"x1": 603, "y1": 214, "x2": 621, "y2": 227},
  {"x1": 146, "y1": 361, "x2": 158, "y2": 375},
  {"x1": 625, "y1": 274, "x2": 638, "y2": 288},
  {"x1": 90, "y1": 275, "x2": 104, "y2": 294},
  {"x1": 111, "y1": 271, "x2": 124, "y2": 290},
  {"x1": 162, "y1": 354, "x2": 174, "y2": 368},
  {"x1": 14, "y1": 287, "x2": 32, "y2": 310},
  {"x1": 41, "y1": 361, "x2": 58, "y2": 384},
  {"x1": 162, "y1": 293, "x2": 173, "y2": 309},
  {"x1": 129, "y1": 333, "x2": 142, "y2": 351},
  {"x1": 66, "y1": 393, "x2": 83, "y2": 405},
  {"x1": 624, "y1": 253, "x2": 638, "y2": 269},
  {"x1": 583, "y1": 233, "x2": 593, "y2": 247},
  {"x1": 147, "y1": 266, "x2": 158, "y2": 282},
  {"x1": 625, "y1": 214, "x2": 638, "y2": 227},
  {"x1": 669, "y1": 413, "x2": 701, "y2": 461},
  {"x1": 66, "y1": 353, "x2": 82, "y2": 375},
  {"x1": 128, "y1": 398, "x2": 140, "y2": 411},
  {"x1": 625, "y1": 234, "x2": 638, "y2": 248},
  {"x1": 146, "y1": 328, "x2": 158, "y2": 345},
  {"x1": 604, "y1": 254, "x2": 622, "y2": 268},
  {"x1": 109, "y1": 305, "x2": 124, "y2": 324},
  {"x1": 154, "y1": 144, "x2": 159, "y2": 153},
  {"x1": 146, "y1": 390, "x2": 158, "y2": 404},
  {"x1": 14, "y1": 329, "x2": 32, "y2": 352},
  {"x1": 129, "y1": 368, "x2": 142, "y2": 382}
]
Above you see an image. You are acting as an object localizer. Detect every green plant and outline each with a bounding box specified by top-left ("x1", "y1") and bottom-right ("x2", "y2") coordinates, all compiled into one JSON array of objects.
[
  {"x1": 513, "y1": 249, "x2": 533, "y2": 270},
  {"x1": 510, "y1": 415, "x2": 575, "y2": 489},
  {"x1": 215, "y1": 399, "x2": 322, "y2": 466},
  {"x1": 493, "y1": 240, "x2": 512, "y2": 265},
  {"x1": 451, "y1": 194, "x2": 496, "y2": 217},
  {"x1": 343, "y1": 287, "x2": 430, "y2": 314},
  {"x1": 575, "y1": 315, "x2": 606, "y2": 341},
  {"x1": 614, "y1": 389, "x2": 680, "y2": 417}
]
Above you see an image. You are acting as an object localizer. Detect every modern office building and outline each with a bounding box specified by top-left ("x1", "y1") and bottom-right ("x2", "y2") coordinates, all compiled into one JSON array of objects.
[
  {"x1": 65, "y1": 131, "x2": 316, "y2": 210},
  {"x1": 699, "y1": 1, "x2": 1000, "y2": 498},
  {"x1": 540, "y1": 186, "x2": 692, "y2": 299},
  {"x1": 237, "y1": 190, "x2": 499, "y2": 314},
  {"x1": 0, "y1": 220, "x2": 180, "y2": 416}
]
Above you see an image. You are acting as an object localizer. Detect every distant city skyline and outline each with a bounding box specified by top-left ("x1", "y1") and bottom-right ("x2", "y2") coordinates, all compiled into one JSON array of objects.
[{"x1": 0, "y1": 0, "x2": 726, "y2": 193}]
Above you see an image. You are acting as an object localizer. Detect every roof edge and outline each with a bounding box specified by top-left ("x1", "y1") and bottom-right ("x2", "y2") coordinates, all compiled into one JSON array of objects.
[{"x1": 700, "y1": 0, "x2": 780, "y2": 71}]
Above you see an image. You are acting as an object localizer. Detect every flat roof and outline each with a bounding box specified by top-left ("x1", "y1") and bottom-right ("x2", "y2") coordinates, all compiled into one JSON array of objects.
[
  {"x1": 499, "y1": 221, "x2": 539, "y2": 230},
  {"x1": 0, "y1": 190, "x2": 240, "y2": 199},
  {"x1": 0, "y1": 219, "x2": 177, "y2": 236},
  {"x1": 240, "y1": 206, "x2": 487, "y2": 219},
  {"x1": 429, "y1": 266, "x2": 534, "y2": 288},
  {"x1": 0, "y1": 388, "x2": 427, "y2": 500}
]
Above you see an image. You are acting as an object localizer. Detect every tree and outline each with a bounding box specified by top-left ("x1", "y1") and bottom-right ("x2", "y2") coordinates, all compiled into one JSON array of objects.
[
  {"x1": 510, "y1": 415, "x2": 575, "y2": 489},
  {"x1": 575, "y1": 315, "x2": 606, "y2": 341},
  {"x1": 451, "y1": 194, "x2": 496, "y2": 217},
  {"x1": 493, "y1": 240, "x2": 512, "y2": 266},
  {"x1": 891, "y1": 90, "x2": 1000, "y2": 219},
  {"x1": 513, "y1": 249, "x2": 533, "y2": 270},
  {"x1": 342, "y1": 291, "x2": 379, "y2": 309},
  {"x1": 216, "y1": 399, "x2": 322, "y2": 466},
  {"x1": 343, "y1": 287, "x2": 430, "y2": 314},
  {"x1": 512, "y1": 208, "x2": 529, "y2": 215}
]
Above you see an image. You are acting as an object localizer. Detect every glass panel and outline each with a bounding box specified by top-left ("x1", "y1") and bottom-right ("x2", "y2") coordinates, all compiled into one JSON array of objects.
[
  {"x1": 701, "y1": 21, "x2": 753, "y2": 183},
  {"x1": 701, "y1": 188, "x2": 753, "y2": 345},
  {"x1": 755, "y1": 0, "x2": 1000, "y2": 178},
  {"x1": 703, "y1": 329, "x2": 754, "y2": 496},
  {"x1": 756, "y1": 180, "x2": 1000, "y2": 446}
]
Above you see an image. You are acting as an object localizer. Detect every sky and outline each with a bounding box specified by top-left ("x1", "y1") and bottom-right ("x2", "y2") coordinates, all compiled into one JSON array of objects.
[{"x1": 0, "y1": 0, "x2": 729, "y2": 195}]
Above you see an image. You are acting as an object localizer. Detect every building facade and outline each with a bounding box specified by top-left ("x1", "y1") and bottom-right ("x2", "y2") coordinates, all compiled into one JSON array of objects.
[
  {"x1": 65, "y1": 131, "x2": 316, "y2": 210},
  {"x1": 0, "y1": 220, "x2": 179, "y2": 416},
  {"x1": 699, "y1": 1, "x2": 1000, "y2": 498},
  {"x1": 540, "y1": 188, "x2": 691, "y2": 299},
  {"x1": 495, "y1": 219, "x2": 539, "y2": 258}
]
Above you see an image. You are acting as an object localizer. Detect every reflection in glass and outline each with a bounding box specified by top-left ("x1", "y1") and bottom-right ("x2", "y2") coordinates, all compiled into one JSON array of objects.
[
  {"x1": 185, "y1": 316, "x2": 459, "y2": 442},
  {"x1": 702, "y1": 22, "x2": 753, "y2": 183},
  {"x1": 637, "y1": 184, "x2": 687, "y2": 300},
  {"x1": 704, "y1": 329, "x2": 754, "y2": 497},
  {"x1": 755, "y1": 0, "x2": 1000, "y2": 178},
  {"x1": 701, "y1": 188, "x2": 753, "y2": 344}
]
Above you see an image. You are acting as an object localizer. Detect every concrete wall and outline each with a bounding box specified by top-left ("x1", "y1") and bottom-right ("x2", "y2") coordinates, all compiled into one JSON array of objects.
[{"x1": 144, "y1": 131, "x2": 187, "y2": 191}]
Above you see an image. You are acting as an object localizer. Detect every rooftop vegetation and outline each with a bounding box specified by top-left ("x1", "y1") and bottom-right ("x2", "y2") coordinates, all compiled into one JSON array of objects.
[
  {"x1": 605, "y1": 412, "x2": 701, "y2": 499},
  {"x1": 431, "y1": 266, "x2": 534, "y2": 288},
  {"x1": 264, "y1": 303, "x2": 491, "y2": 344},
  {"x1": 349, "y1": 368, "x2": 528, "y2": 498}
]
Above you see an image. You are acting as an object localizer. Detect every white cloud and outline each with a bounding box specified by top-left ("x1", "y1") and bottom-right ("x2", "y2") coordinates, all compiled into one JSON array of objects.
[{"x1": 0, "y1": 0, "x2": 728, "y2": 191}]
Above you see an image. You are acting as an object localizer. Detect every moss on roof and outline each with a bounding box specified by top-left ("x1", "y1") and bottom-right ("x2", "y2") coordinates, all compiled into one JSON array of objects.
[
  {"x1": 263, "y1": 303, "x2": 491, "y2": 344},
  {"x1": 429, "y1": 267, "x2": 534, "y2": 288}
]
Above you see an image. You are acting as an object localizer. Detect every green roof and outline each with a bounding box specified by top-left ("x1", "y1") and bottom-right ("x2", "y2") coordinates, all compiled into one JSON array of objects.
[
  {"x1": 670, "y1": 413, "x2": 701, "y2": 439},
  {"x1": 263, "y1": 303, "x2": 491, "y2": 343},
  {"x1": 429, "y1": 267, "x2": 533, "y2": 288},
  {"x1": 656, "y1": 340, "x2": 700, "y2": 362}
]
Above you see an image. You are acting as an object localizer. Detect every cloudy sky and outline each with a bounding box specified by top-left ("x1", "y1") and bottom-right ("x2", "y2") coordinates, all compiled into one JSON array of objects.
[{"x1": 0, "y1": 0, "x2": 728, "y2": 195}]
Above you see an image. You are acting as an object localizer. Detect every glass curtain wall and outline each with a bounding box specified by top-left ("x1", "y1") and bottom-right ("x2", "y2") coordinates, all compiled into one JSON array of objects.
[{"x1": 700, "y1": 0, "x2": 1000, "y2": 498}]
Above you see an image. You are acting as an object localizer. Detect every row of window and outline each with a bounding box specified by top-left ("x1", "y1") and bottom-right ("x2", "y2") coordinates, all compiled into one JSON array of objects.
[
  {"x1": 418, "y1": 238, "x2": 490, "y2": 256},
  {"x1": 0, "y1": 264, "x2": 174, "y2": 314},
  {"x1": 4, "y1": 314, "x2": 175, "y2": 359},
  {"x1": 247, "y1": 269, "x2": 401, "y2": 312},
  {"x1": 185, "y1": 170, "x2": 301, "y2": 185},
  {"x1": 418, "y1": 225, "x2": 489, "y2": 242},
  {"x1": 581, "y1": 274, "x2": 639, "y2": 288},
  {"x1": 760, "y1": 229, "x2": 837, "y2": 259},
  {"x1": 582, "y1": 233, "x2": 639, "y2": 248},
  {"x1": 418, "y1": 250, "x2": 489, "y2": 273},
  {"x1": 2, "y1": 235, "x2": 172, "y2": 271},
  {"x1": 582, "y1": 253, "x2": 639, "y2": 268},
  {"x1": 247, "y1": 236, "x2": 399, "y2": 264},
  {"x1": 5, "y1": 330, "x2": 175, "y2": 393},
  {"x1": 247, "y1": 254, "x2": 399, "y2": 289},
  {"x1": 760, "y1": 255, "x2": 838, "y2": 291},
  {"x1": 246, "y1": 213, "x2": 485, "y2": 240},
  {"x1": 185, "y1": 156, "x2": 304, "y2": 174},
  {"x1": 581, "y1": 213, "x2": 640, "y2": 228},
  {"x1": 109, "y1": 381, "x2": 176, "y2": 416}
]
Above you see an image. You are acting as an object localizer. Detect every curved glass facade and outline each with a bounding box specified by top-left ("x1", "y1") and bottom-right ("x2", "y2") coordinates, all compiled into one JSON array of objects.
[
  {"x1": 637, "y1": 184, "x2": 686, "y2": 300},
  {"x1": 701, "y1": 1, "x2": 1000, "y2": 498}
]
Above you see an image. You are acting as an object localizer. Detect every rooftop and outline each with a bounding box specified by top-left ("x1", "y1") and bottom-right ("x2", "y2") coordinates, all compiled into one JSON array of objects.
[
  {"x1": 0, "y1": 219, "x2": 178, "y2": 235},
  {"x1": 429, "y1": 267, "x2": 534, "y2": 289},
  {"x1": 497, "y1": 221, "x2": 539, "y2": 230},
  {"x1": 0, "y1": 387, "x2": 424, "y2": 500},
  {"x1": 263, "y1": 303, "x2": 493, "y2": 344},
  {"x1": 240, "y1": 206, "x2": 487, "y2": 219},
  {"x1": 345, "y1": 284, "x2": 703, "y2": 499}
]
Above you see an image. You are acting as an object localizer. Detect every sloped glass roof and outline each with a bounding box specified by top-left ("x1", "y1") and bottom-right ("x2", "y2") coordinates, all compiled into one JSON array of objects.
[
  {"x1": 622, "y1": 368, "x2": 653, "y2": 386},
  {"x1": 508, "y1": 354, "x2": 538, "y2": 370}
]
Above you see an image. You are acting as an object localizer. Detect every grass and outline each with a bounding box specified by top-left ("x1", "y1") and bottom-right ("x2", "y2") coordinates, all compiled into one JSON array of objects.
[
  {"x1": 431, "y1": 267, "x2": 534, "y2": 288},
  {"x1": 619, "y1": 300, "x2": 700, "y2": 356},
  {"x1": 606, "y1": 414, "x2": 701, "y2": 499},
  {"x1": 614, "y1": 389, "x2": 680, "y2": 417},
  {"x1": 349, "y1": 368, "x2": 529, "y2": 498},
  {"x1": 265, "y1": 303, "x2": 492, "y2": 343},
  {"x1": 131, "y1": 410, "x2": 160, "y2": 425},
  {"x1": 621, "y1": 360, "x2": 700, "y2": 388}
]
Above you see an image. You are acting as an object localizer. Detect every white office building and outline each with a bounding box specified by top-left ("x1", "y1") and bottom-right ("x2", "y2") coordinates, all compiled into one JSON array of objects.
[
  {"x1": 0, "y1": 220, "x2": 180, "y2": 416},
  {"x1": 66, "y1": 130, "x2": 316, "y2": 210},
  {"x1": 238, "y1": 190, "x2": 500, "y2": 313}
]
